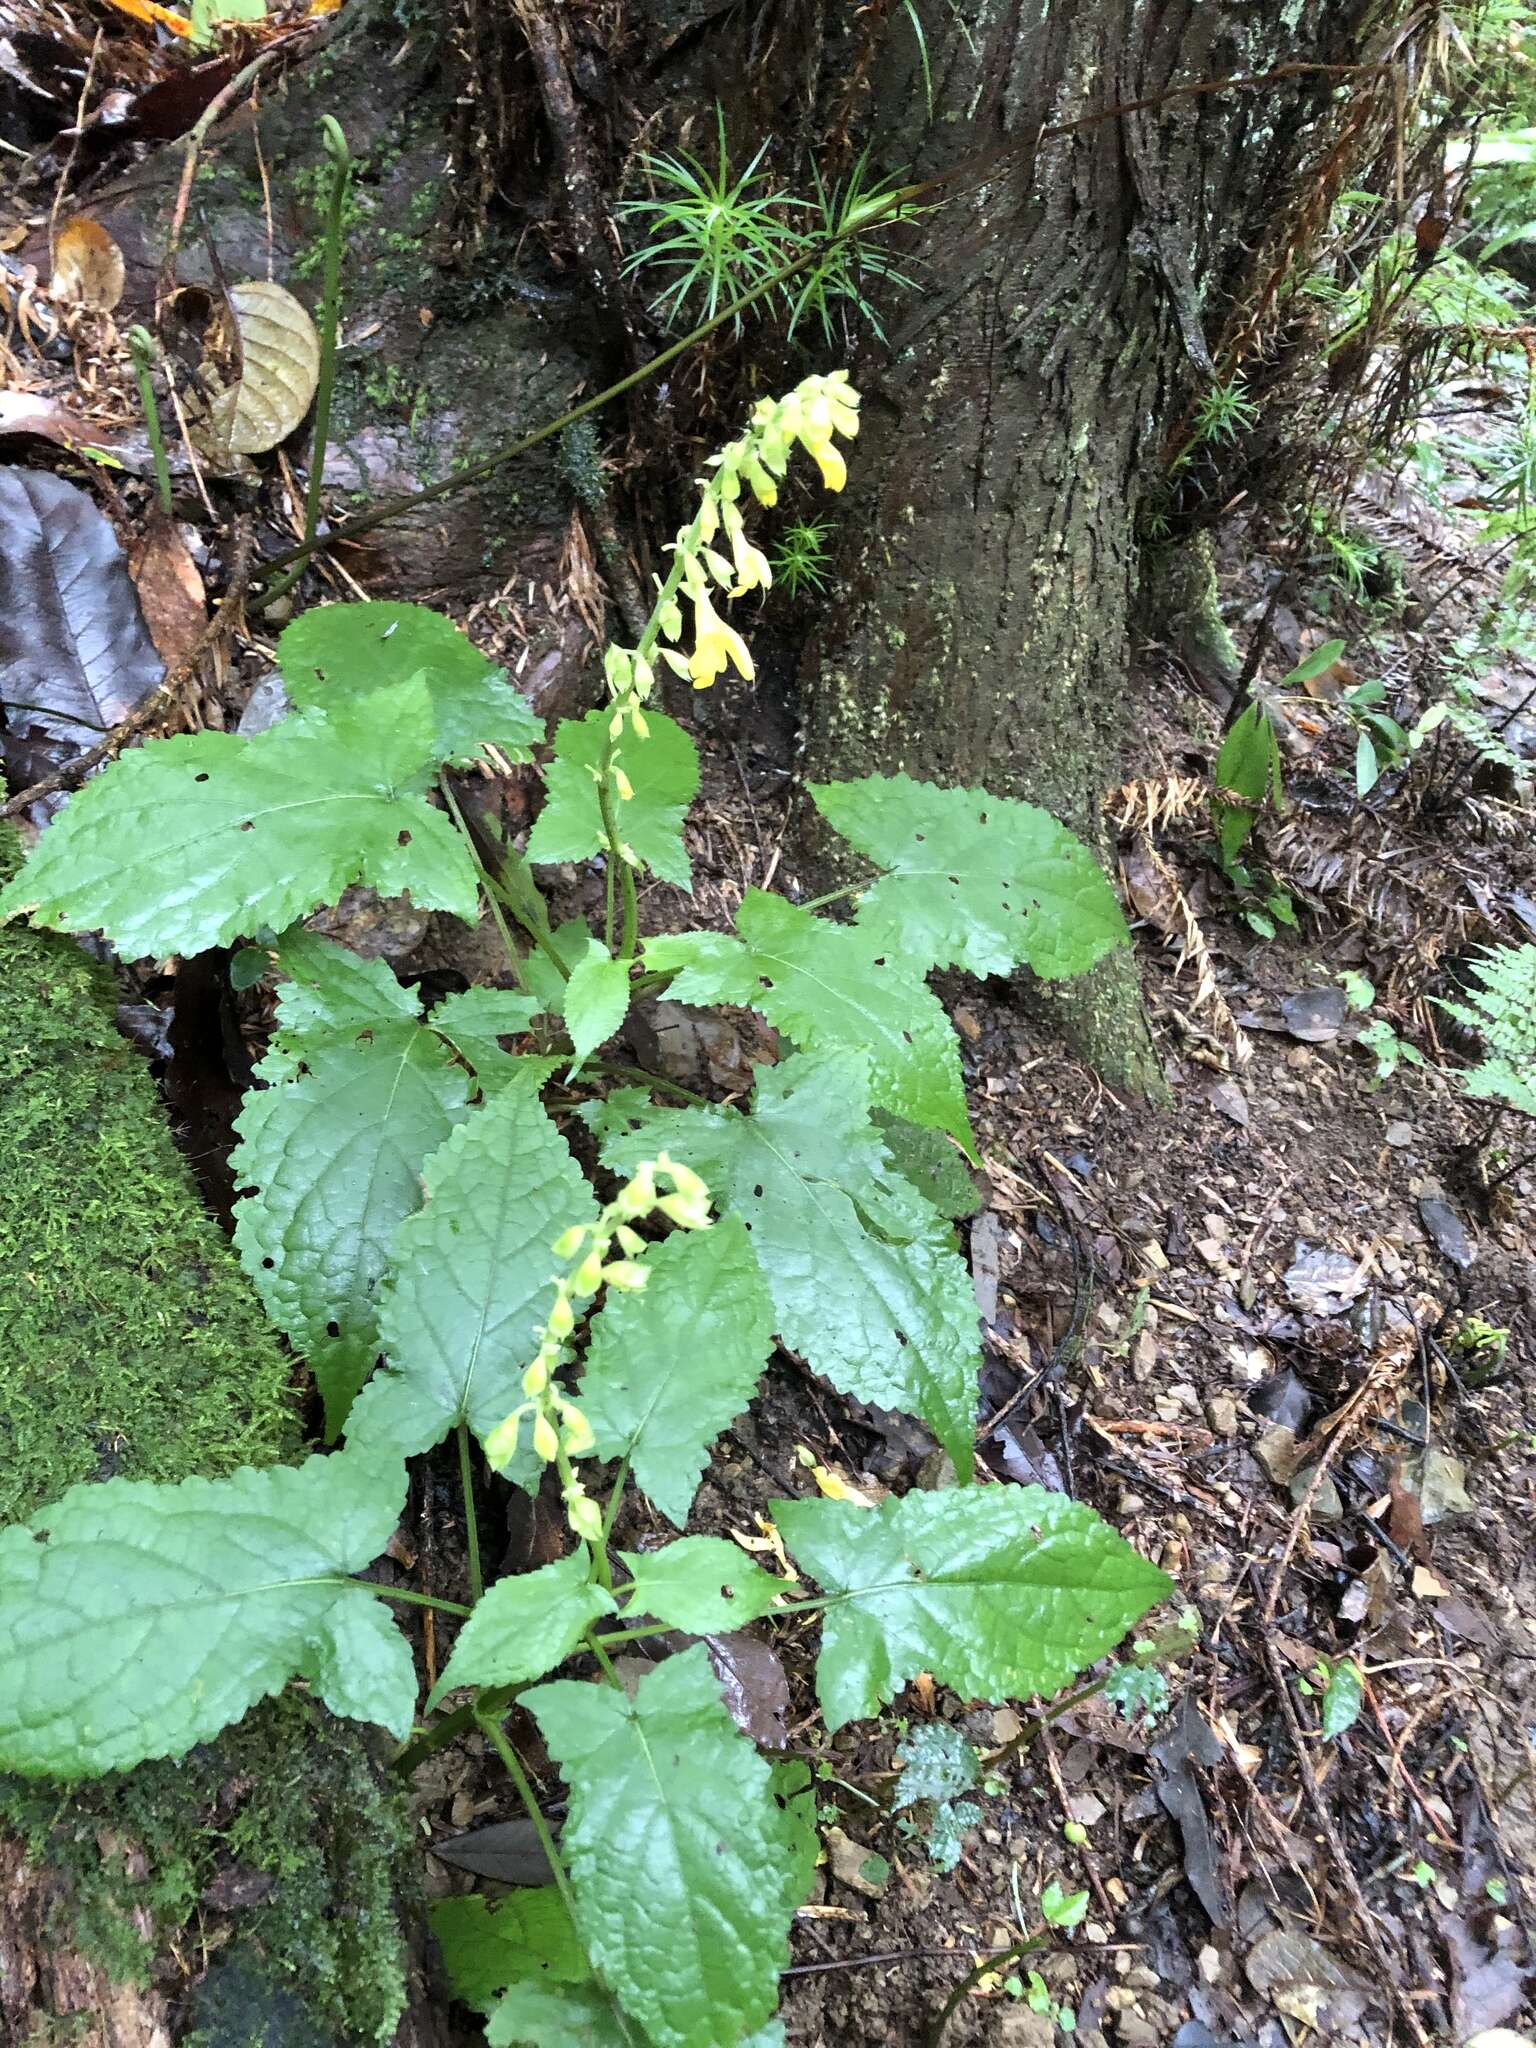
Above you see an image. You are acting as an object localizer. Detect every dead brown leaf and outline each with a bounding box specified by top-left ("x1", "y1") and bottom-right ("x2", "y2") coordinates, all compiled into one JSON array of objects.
[
  {"x1": 128, "y1": 516, "x2": 205, "y2": 670},
  {"x1": 51, "y1": 219, "x2": 125, "y2": 313}
]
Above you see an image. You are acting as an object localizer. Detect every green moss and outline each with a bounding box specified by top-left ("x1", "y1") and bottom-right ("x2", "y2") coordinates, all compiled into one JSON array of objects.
[
  {"x1": 0, "y1": 824, "x2": 415, "y2": 2040},
  {"x1": 0, "y1": 825, "x2": 296, "y2": 1521}
]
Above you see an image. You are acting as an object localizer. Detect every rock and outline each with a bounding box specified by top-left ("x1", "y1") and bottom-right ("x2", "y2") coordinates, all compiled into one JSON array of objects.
[
  {"x1": 824, "y1": 1827, "x2": 889, "y2": 1898},
  {"x1": 1418, "y1": 1191, "x2": 1477, "y2": 1270},
  {"x1": 1283, "y1": 1243, "x2": 1369, "y2": 1315},
  {"x1": 998, "y1": 2011, "x2": 1056, "y2": 2047},
  {"x1": 1255, "y1": 1424, "x2": 1301, "y2": 1486},
  {"x1": 1280, "y1": 986, "x2": 1349, "y2": 1041},
  {"x1": 1204, "y1": 1394, "x2": 1240, "y2": 1435}
]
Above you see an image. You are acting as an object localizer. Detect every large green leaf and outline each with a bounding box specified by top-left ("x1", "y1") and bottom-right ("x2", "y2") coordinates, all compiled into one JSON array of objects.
[
  {"x1": 776, "y1": 1487, "x2": 1171, "y2": 1731},
  {"x1": 601, "y1": 1052, "x2": 979, "y2": 1480},
  {"x1": 430, "y1": 1889, "x2": 587, "y2": 2014},
  {"x1": 527, "y1": 708, "x2": 700, "y2": 887},
  {"x1": 261, "y1": 930, "x2": 421, "y2": 1069},
  {"x1": 426, "y1": 985, "x2": 546, "y2": 1090},
  {"x1": 277, "y1": 600, "x2": 542, "y2": 767},
  {"x1": 645, "y1": 890, "x2": 975, "y2": 1151},
  {"x1": 616, "y1": 1537, "x2": 788, "y2": 1634},
  {"x1": 425, "y1": 1551, "x2": 614, "y2": 1710},
  {"x1": 578, "y1": 1217, "x2": 774, "y2": 1525},
  {"x1": 524, "y1": 1646, "x2": 813, "y2": 2048},
  {"x1": 488, "y1": 1982, "x2": 642, "y2": 2048},
  {"x1": 563, "y1": 942, "x2": 632, "y2": 1062},
  {"x1": 233, "y1": 999, "x2": 470, "y2": 1438},
  {"x1": 0, "y1": 1451, "x2": 412, "y2": 1777},
  {"x1": 0, "y1": 677, "x2": 478, "y2": 957},
  {"x1": 345, "y1": 1069, "x2": 596, "y2": 1458},
  {"x1": 807, "y1": 774, "x2": 1129, "y2": 980}
]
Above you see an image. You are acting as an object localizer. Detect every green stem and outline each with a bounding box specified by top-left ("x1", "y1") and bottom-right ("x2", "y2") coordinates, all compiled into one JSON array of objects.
[
  {"x1": 596, "y1": 770, "x2": 640, "y2": 961},
  {"x1": 591, "y1": 1061, "x2": 711, "y2": 1107},
  {"x1": 370, "y1": 1583, "x2": 473, "y2": 1618},
  {"x1": 796, "y1": 883, "x2": 861, "y2": 915},
  {"x1": 457, "y1": 1422, "x2": 484, "y2": 1605},
  {"x1": 477, "y1": 1710, "x2": 582, "y2": 1929},
  {"x1": 268, "y1": 116, "x2": 351, "y2": 609},
  {"x1": 127, "y1": 326, "x2": 173, "y2": 518},
  {"x1": 392, "y1": 1684, "x2": 516, "y2": 1776},
  {"x1": 437, "y1": 773, "x2": 535, "y2": 997},
  {"x1": 586, "y1": 1630, "x2": 623, "y2": 1687},
  {"x1": 599, "y1": 1456, "x2": 630, "y2": 1551},
  {"x1": 927, "y1": 1930, "x2": 1045, "y2": 2046},
  {"x1": 484, "y1": 871, "x2": 573, "y2": 980},
  {"x1": 247, "y1": 195, "x2": 911, "y2": 597}
]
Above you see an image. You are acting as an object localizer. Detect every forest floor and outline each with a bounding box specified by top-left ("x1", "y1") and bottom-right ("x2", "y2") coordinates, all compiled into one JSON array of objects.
[{"x1": 4, "y1": 13, "x2": 1536, "y2": 2048}]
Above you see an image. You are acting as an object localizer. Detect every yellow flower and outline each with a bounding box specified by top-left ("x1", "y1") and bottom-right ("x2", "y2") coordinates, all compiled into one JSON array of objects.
[
  {"x1": 484, "y1": 1409, "x2": 523, "y2": 1468},
  {"x1": 805, "y1": 435, "x2": 847, "y2": 492},
  {"x1": 566, "y1": 1488, "x2": 604, "y2": 1544},
  {"x1": 532, "y1": 1412, "x2": 560, "y2": 1463},
  {"x1": 614, "y1": 768, "x2": 634, "y2": 802},
  {"x1": 687, "y1": 589, "x2": 755, "y2": 688}
]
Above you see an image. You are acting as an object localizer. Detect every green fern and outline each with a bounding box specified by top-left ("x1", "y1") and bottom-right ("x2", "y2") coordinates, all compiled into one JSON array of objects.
[{"x1": 1438, "y1": 944, "x2": 1536, "y2": 1116}]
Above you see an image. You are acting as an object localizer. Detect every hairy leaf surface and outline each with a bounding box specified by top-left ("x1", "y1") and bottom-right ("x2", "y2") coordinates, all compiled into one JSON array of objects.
[
  {"x1": 776, "y1": 1487, "x2": 1171, "y2": 1729},
  {"x1": 808, "y1": 774, "x2": 1128, "y2": 979},
  {"x1": 430, "y1": 1889, "x2": 586, "y2": 2014},
  {"x1": 617, "y1": 1537, "x2": 788, "y2": 1634},
  {"x1": 347, "y1": 1070, "x2": 596, "y2": 1457},
  {"x1": 578, "y1": 1218, "x2": 774, "y2": 1524},
  {"x1": 427, "y1": 986, "x2": 545, "y2": 1089},
  {"x1": 601, "y1": 1052, "x2": 979, "y2": 1478},
  {"x1": 262, "y1": 930, "x2": 421, "y2": 1068},
  {"x1": 528, "y1": 708, "x2": 700, "y2": 886},
  {"x1": 278, "y1": 600, "x2": 541, "y2": 767},
  {"x1": 426, "y1": 1552, "x2": 614, "y2": 1710},
  {"x1": 233, "y1": 995, "x2": 470, "y2": 1437},
  {"x1": 647, "y1": 892, "x2": 974, "y2": 1150},
  {"x1": 0, "y1": 1452, "x2": 412, "y2": 1777},
  {"x1": 487, "y1": 1982, "x2": 642, "y2": 2048},
  {"x1": 0, "y1": 677, "x2": 478, "y2": 956},
  {"x1": 564, "y1": 943, "x2": 632, "y2": 1062},
  {"x1": 525, "y1": 1646, "x2": 813, "y2": 2048}
]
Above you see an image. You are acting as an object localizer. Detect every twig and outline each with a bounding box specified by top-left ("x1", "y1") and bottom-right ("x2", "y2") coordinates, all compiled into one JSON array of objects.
[
  {"x1": 160, "y1": 46, "x2": 293, "y2": 297},
  {"x1": 46, "y1": 29, "x2": 102, "y2": 269},
  {"x1": 3, "y1": 522, "x2": 255, "y2": 820}
]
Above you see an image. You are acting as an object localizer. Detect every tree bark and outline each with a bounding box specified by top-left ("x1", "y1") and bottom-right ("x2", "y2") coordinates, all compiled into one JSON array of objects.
[{"x1": 781, "y1": 0, "x2": 1380, "y2": 1089}]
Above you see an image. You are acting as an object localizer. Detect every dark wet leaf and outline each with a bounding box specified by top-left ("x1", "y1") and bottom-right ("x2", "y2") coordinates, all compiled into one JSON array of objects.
[
  {"x1": 1418, "y1": 1193, "x2": 1476, "y2": 1271},
  {"x1": 1251, "y1": 1369, "x2": 1313, "y2": 1433},
  {"x1": 430, "y1": 1817, "x2": 559, "y2": 1886},
  {"x1": 702, "y1": 1630, "x2": 791, "y2": 1748},
  {"x1": 1245, "y1": 1926, "x2": 1373, "y2": 2030},
  {"x1": 1151, "y1": 1692, "x2": 1230, "y2": 1926},
  {"x1": 1439, "y1": 1902, "x2": 1535, "y2": 2039},
  {"x1": 0, "y1": 466, "x2": 162, "y2": 767}
]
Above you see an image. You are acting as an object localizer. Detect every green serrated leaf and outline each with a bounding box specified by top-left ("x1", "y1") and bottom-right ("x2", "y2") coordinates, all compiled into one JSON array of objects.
[
  {"x1": 427, "y1": 986, "x2": 545, "y2": 1088},
  {"x1": 578, "y1": 1217, "x2": 774, "y2": 1526},
  {"x1": 0, "y1": 1451, "x2": 412, "y2": 1777},
  {"x1": 429, "y1": 1889, "x2": 587, "y2": 2014},
  {"x1": 1280, "y1": 637, "x2": 1347, "y2": 686},
  {"x1": 776, "y1": 1486, "x2": 1171, "y2": 1730},
  {"x1": 564, "y1": 943, "x2": 632, "y2": 1062},
  {"x1": 0, "y1": 678, "x2": 478, "y2": 957},
  {"x1": 600, "y1": 1052, "x2": 980, "y2": 1479},
  {"x1": 524, "y1": 1646, "x2": 813, "y2": 2048},
  {"x1": 521, "y1": 917, "x2": 600, "y2": 1014},
  {"x1": 232, "y1": 1006, "x2": 471, "y2": 1438},
  {"x1": 488, "y1": 1980, "x2": 643, "y2": 2048},
  {"x1": 528, "y1": 709, "x2": 700, "y2": 887},
  {"x1": 617, "y1": 1537, "x2": 789, "y2": 1635},
  {"x1": 278, "y1": 600, "x2": 542, "y2": 767},
  {"x1": 807, "y1": 775, "x2": 1128, "y2": 980},
  {"x1": 892, "y1": 1723, "x2": 980, "y2": 1808},
  {"x1": 262, "y1": 931, "x2": 421, "y2": 1073},
  {"x1": 346, "y1": 1069, "x2": 596, "y2": 1458},
  {"x1": 646, "y1": 892, "x2": 975, "y2": 1152},
  {"x1": 426, "y1": 1551, "x2": 613, "y2": 1711}
]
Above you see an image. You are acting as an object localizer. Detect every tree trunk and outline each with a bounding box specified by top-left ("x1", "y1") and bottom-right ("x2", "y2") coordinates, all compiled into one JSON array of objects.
[{"x1": 782, "y1": 0, "x2": 1379, "y2": 1088}]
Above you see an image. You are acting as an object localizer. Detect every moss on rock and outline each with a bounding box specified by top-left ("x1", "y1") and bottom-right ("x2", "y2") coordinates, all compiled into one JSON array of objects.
[{"x1": 0, "y1": 824, "x2": 417, "y2": 2043}]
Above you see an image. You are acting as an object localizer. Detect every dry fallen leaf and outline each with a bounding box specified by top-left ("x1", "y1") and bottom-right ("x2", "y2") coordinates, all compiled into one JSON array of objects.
[
  {"x1": 51, "y1": 219, "x2": 126, "y2": 313},
  {"x1": 128, "y1": 515, "x2": 206, "y2": 670},
  {"x1": 196, "y1": 281, "x2": 320, "y2": 458}
]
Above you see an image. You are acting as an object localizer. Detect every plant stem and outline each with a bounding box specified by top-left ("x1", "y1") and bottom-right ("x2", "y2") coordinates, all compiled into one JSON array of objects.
[
  {"x1": 926, "y1": 1930, "x2": 1045, "y2": 2046},
  {"x1": 482, "y1": 871, "x2": 574, "y2": 981},
  {"x1": 266, "y1": 116, "x2": 351, "y2": 610},
  {"x1": 392, "y1": 1683, "x2": 516, "y2": 1776},
  {"x1": 586, "y1": 1630, "x2": 624, "y2": 1688},
  {"x1": 599, "y1": 1455, "x2": 630, "y2": 1550},
  {"x1": 437, "y1": 773, "x2": 536, "y2": 997},
  {"x1": 370, "y1": 1583, "x2": 473, "y2": 1618},
  {"x1": 477, "y1": 1709, "x2": 583, "y2": 1929},
  {"x1": 457, "y1": 1422, "x2": 484, "y2": 1605},
  {"x1": 796, "y1": 883, "x2": 862, "y2": 915},
  {"x1": 591, "y1": 1061, "x2": 711, "y2": 1107},
  {"x1": 127, "y1": 326, "x2": 173, "y2": 518}
]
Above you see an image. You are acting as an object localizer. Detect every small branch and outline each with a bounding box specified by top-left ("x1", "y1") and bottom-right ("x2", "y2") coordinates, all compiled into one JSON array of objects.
[
  {"x1": 457, "y1": 1421, "x2": 484, "y2": 1605},
  {"x1": 371, "y1": 1583, "x2": 473, "y2": 1618}
]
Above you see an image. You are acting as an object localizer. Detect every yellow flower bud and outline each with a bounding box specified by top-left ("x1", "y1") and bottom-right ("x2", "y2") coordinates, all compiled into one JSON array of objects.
[
  {"x1": 608, "y1": 709, "x2": 626, "y2": 739},
  {"x1": 523, "y1": 1357, "x2": 549, "y2": 1398},
  {"x1": 614, "y1": 1223, "x2": 645, "y2": 1256},
  {"x1": 560, "y1": 1403, "x2": 595, "y2": 1457},
  {"x1": 574, "y1": 1249, "x2": 606, "y2": 1294},
  {"x1": 548, "y1": 1293, "x2": 575, "y2": 1340},
  {"x1": 658, "y1": 1190, "x2": 712, "y2": 1231},
  {"x1": 566, "y1": 1490, "x2": 605, "y2": 1544},
  {"x1": 630, "y1": 705, "x2": 650, "y2": 739},
  {"x1": 600, "y1": 1259, "x2": 650, "y2": 1291},
  {"x1": 533, "y1": 1412, "x2": 560, "y2": 1463},
  {"x1": 552, "y1": 1224, "x2": 588, "y2": 1260},
  {"x1": 484, "y1": 1410, "x2": 523, "y2": 1468},
  {"x1": 615, "y1": 768, "x2": 634, "y2": 802}
]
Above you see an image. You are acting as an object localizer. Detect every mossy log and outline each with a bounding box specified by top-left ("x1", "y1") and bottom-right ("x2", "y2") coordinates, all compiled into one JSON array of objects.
[{"x1": 0, "y1": 825, "x2": 441, "y2": 2048}]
